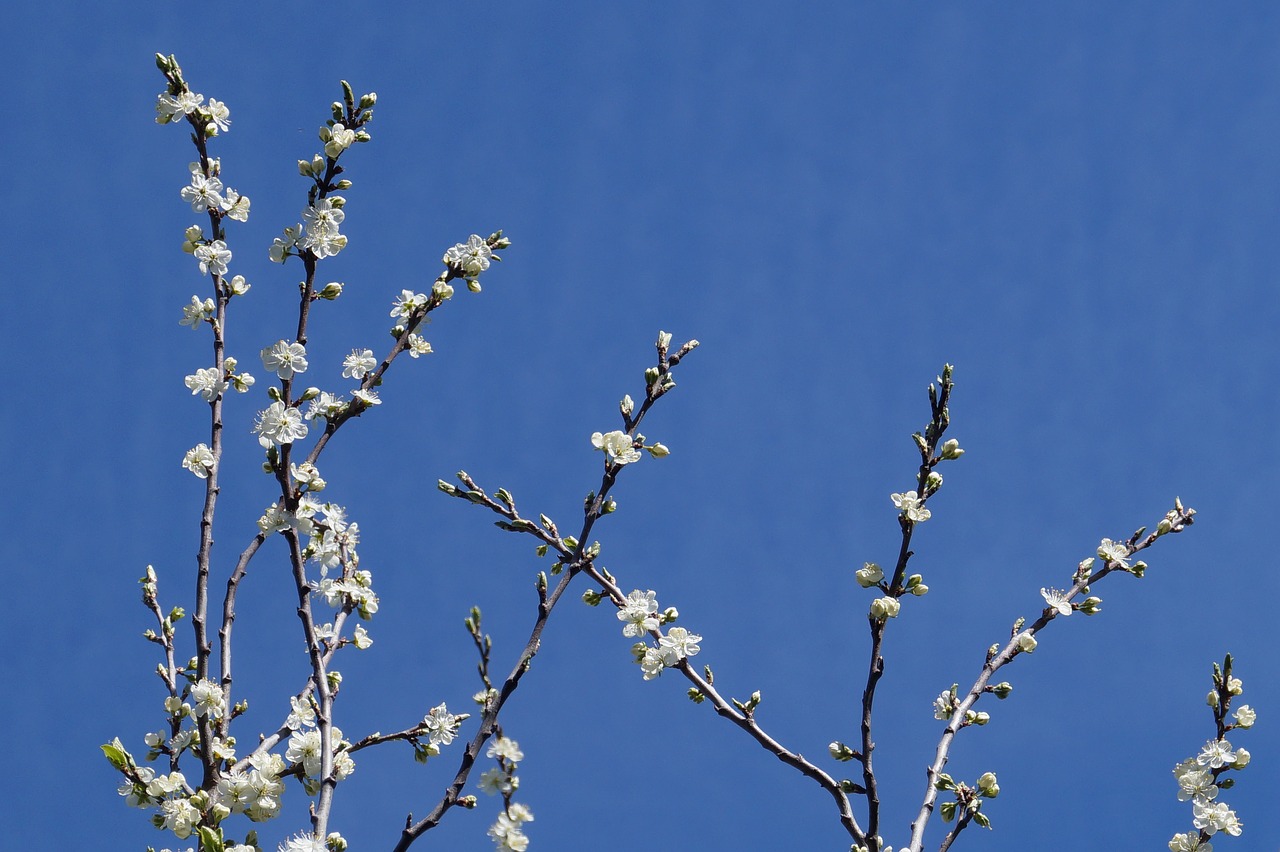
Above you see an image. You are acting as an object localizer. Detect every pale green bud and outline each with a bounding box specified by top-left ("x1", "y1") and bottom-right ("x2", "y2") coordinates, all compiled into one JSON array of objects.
[
  {"x1": 940, "y1": 438, "x2": 965, "y2": 460},
  {"x1": 976, "y1": 772, "x2": 999, "y2": 797},
  {"x1": 319, "y1": 282, "x2": 344, "y2": 300}
]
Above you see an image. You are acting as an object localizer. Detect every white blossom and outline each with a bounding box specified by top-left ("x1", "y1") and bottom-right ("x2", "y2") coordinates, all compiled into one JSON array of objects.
[
  {"x1": 182, "y1": 444, "x2": 216, "y2": 479},
  {"x1": 1040, "y1": 588, "x2": 1072, "y2": 616},
  {"x1": 855, "y1": 562, "x2": 884, "y2": 588},
  {"x1": 591, "y1": 430, "x2": 641, "y2": 465},
  {"x1": 406, "y1": 333, "x2": 433, "y2": 357},
  {"x1": 487, "y1": 737, "x2": 524, "y2": 763},
  {"x1": 261, "y1": 340, "x2": 309, "y2": 380},
  {"x1": 190, "y1": 678, "x2": 226, "y2": 719},
  {"x1": 1097, "y1": 538, "x2": 1131, "y2": 569},
  {"x1": 254, "y1": 401, "x2": 308, "y2": 447},
  {"x1": 194, "y1": 240, "x2": 231, "y2": 276},
  {"x1": 422, "y1": 704, "x2": 460, "y2": 746},
  {"x1": 323, "y1": 123, "x2": 356, "y2": 158},
  {"x1": 443, "y1": 234, "x2": 492, "y2": 277},
  {"x1": 658, "y1": 626, "x2": 701, "y2": 664},
  {"x1": 869, "y1": 596, "x2": 901, "y2": 620},
  {"x1": 156, "y1": 90, "x2": 203, "y2": 122},
  {"x1": 342, "y1": 348, "x2": 377, "y2": 380},
  {"x1": 890, "y1": 491, "x2": 931, "y2": 522},
  {"x1": 1196, "y1": 738, "x2": 1236, "y2": 770},
  {"x1": 180, "y1": 295, "x2": 216, "y2": 328},
  {"x1": 185, "y1": 367, "x2": 228, "y2": 402},
  {"x1": 180, "y1": 170, "x2": 224, "y2": 212},
  {"x1": 617, "y1": 590, "x2": 660, "y2": 638}
]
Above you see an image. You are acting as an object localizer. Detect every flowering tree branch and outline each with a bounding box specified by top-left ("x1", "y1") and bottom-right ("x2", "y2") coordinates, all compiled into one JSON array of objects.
[{"x1": 107, "y1": 54, "x2": 1247, "y2": 852}]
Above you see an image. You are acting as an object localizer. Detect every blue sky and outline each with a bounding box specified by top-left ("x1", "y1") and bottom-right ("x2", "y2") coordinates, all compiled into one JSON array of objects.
[{"x1": 5, "y1": 3, "x2": 1279, "y2": 850}]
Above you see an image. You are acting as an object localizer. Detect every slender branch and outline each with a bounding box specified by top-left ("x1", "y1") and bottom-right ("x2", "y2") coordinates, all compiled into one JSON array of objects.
[
  {"x1": 906, "y1": 501, "x2": 1196, "y2": 850},
  {"x1": 578, "y1": 560, "x2": 866, "y2": 844},
  {"x1": 392, "y1": 567, "x2": 579, "y2": 850}
]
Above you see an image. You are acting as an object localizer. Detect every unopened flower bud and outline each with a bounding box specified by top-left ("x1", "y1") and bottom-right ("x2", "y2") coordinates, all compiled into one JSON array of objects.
[
  {"x1": 620, "y1": 395, "x2": 634, "y2": 417},
  {"x1": 940, "y1": 439, "x2": 965, "y2": 460},
  {"x1": 1206, "y1": 690, "x2": 1220, "y2": 708},
  {"x1": 657, "y1": 330, "x2": 673, "y2": 350},
  {"x1": 646, "y1": 443, "x2": 670, "y2": 458},
  {"x1": 581, "y1": 589, "x2": 602, "y2": 606},
  {"x1": 644, "y1": 366, "x2": 660, "y2": 386},
  {"x1": 829, "y1": 741, "x2": 856, "y2": 762},
  {"x1": 319, "y1": 282, "x2": 344, "y2": 300},
  {"x1": 1228, "y1": 677, "x2": 1243, "y2": 695},
  {"x1": 1078, "y1": 596, "x2": 1102, "y2": 615},
  {"x1": 991, "y1": 682, "x2": 1013, "y2": 699},
  {"x1": 467, "y1": 279, "x2": 482, "y2": 293},
  {"x1": 459, "y1": 795, "x2": 477, "y2": 809},
  {"x1": 1232, "y1": 747, "x2": 1251, "y2": 768},
  {"x1": 925, "y1": 471, "x2": 943, "y2": 491},
  {"x1": 911, "y1": 583, "x2": 929, "y2": 596},
  {"x1": 1016, "y1": 633, "x2": 1037, "y2": 654},
  {"x1": 602, "y1": 498, "x2": 617, "y2": 514},
  {"x1": 360, "y1": 92, "x2": 378, "y2": 108},
  {"x1": 976, "y1": 772, "x2": 999, "y2": 797},
  {"x1": 869, "y1": 596, "x2": 900, "y2": 620}
]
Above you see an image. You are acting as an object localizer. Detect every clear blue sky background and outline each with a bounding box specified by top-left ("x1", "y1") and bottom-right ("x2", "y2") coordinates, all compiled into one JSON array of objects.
[{"x1": 5, "y1": 3, "x2": 1279, "y2": 850}]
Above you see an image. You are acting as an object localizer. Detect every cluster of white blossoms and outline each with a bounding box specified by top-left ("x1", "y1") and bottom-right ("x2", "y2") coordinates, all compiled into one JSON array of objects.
[
  {"x1": 1168, "y1": 676, "x2": 1254, "y2": 850},
  {"x1": 617, "y1": 589, "x2": 701, "y2": 680},
  {"x1": 477, "y1": 737, "x2": 534, "y2": 851},
  {"x1": 179, "y1": 161, "x2": 251, "y2": 222},
  {"x1": 890, "y1": 490, "x2": 931, "y2": 523},
  {"x1": 444, "y1": 234, "x2": 493, "y2": 292},
  {"x1": 286, "y1": 723, "x2": 356, "y2": 794},
  {"x1": 388, "y1": 287, "x2": 441, "y2": 355},
  {"x1": 487, "y1": 803, "x2": 535, "y2": 852},
  {"x1": 213, "y1": 750, "x2": 288, "y2": 823},
  {"x1": 155, "y1": 87, "x2": 231, "y2": 137},
  {"x1": 301, "y1": 198, "x2": 348, "y2": 259}
]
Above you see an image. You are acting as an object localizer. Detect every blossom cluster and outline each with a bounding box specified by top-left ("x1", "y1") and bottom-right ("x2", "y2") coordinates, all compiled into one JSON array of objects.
[
  {"x1": 616, "y1": 589, "x2": 701, "y2": 680},
  {"x1": 478, "y1": 737, "x2": 534, "y2": 851},
  {"x1": 1168, "y1": 665, "x2": 1254, "y2": 850}
]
